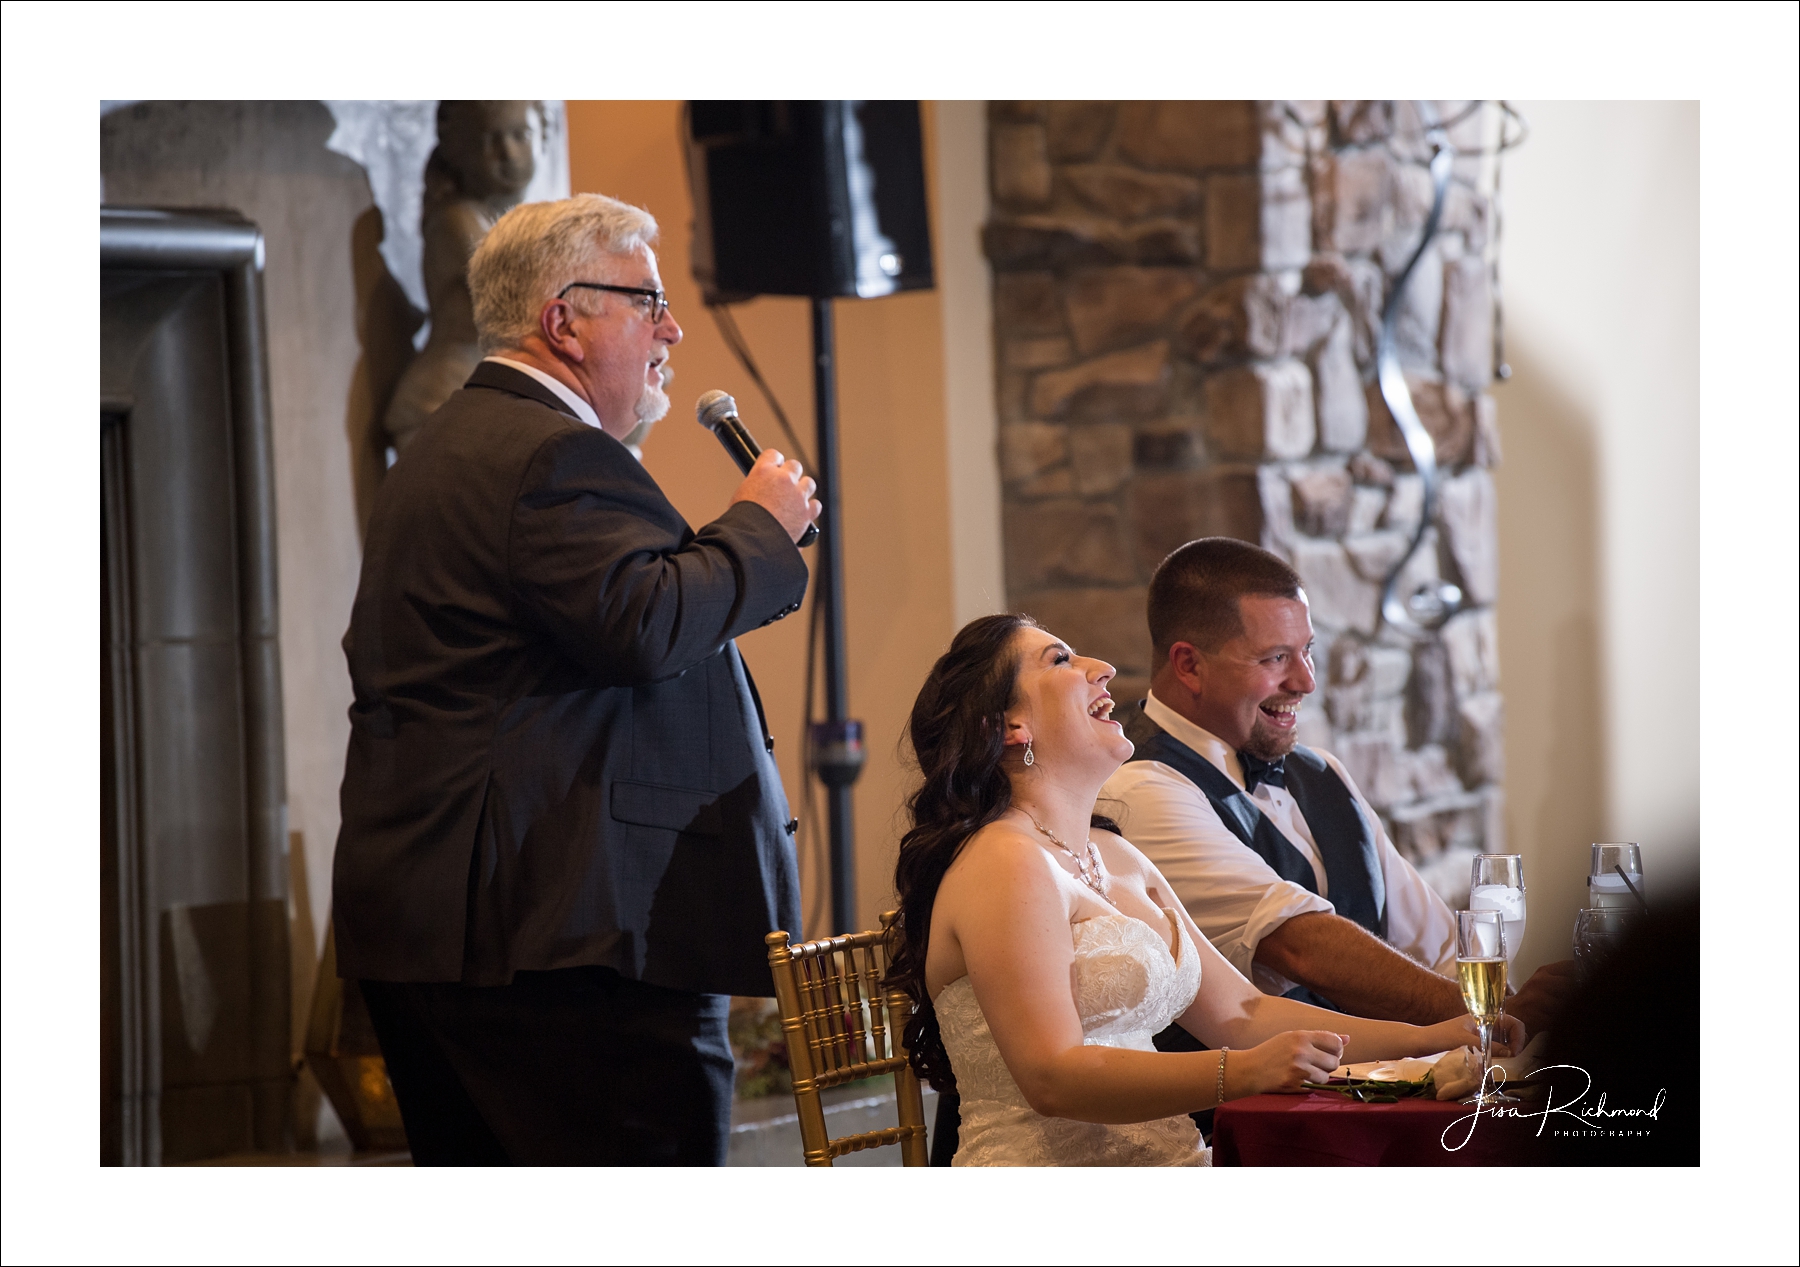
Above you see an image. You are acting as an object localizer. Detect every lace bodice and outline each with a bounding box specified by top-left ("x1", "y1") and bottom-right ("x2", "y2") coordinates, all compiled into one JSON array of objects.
[{"x1": 935, "y1": 910, "x2": 1209, "y2": 1166}]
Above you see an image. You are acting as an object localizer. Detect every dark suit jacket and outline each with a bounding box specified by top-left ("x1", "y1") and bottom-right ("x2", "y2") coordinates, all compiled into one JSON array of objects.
[{"x1": 333, "y1": 361, "x2": 807, "y2": 996}]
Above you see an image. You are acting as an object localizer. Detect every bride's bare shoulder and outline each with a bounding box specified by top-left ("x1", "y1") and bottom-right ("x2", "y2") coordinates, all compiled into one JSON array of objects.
[{"x1": 942, "y1": 819, "x2": 1061, "y2": 894}]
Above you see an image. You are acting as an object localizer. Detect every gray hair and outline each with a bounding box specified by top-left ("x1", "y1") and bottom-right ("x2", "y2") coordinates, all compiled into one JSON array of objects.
[{"x1": 468, "y1": 193, "x2": 659, "y2": 353}]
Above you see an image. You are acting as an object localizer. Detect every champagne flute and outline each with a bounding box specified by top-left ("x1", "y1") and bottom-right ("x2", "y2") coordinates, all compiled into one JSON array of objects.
[
  {"x1": 1468, "y1": 854, "x2": 1527, "y2": 964},
  {"x1": 1455, "y1": 909, "x2": 1514, "y2": 1102}
]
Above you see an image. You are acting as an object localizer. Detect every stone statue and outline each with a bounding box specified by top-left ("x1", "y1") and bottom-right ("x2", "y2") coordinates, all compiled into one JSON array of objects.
[{"x1": 381, "y1": 101, "x2": 539, "y2": 453}]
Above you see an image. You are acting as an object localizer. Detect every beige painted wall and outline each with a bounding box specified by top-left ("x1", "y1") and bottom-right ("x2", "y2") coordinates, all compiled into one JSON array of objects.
[
  {"x1": 566, "y1": 102, "x2": 994, "y2": 935},
  {"x1": 1493, "y1": 101, "x2": 1699, "y2": 973},
  {"x1": 933, "y1": 101, "x2": 1007, "y2": 629}
]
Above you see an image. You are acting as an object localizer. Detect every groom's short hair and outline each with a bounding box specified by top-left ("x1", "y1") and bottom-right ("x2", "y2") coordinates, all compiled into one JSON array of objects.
[{"x1": 1148, "y1": 537, "x2": 1304, "y2": 659}]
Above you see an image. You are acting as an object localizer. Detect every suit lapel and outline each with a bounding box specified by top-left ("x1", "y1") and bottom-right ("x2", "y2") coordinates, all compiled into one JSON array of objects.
[{"x1": 465, "y1": 359, "x2": 585, "y2": 423}]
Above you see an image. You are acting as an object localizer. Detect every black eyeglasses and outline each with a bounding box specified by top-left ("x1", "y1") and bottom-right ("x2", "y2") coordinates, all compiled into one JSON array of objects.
[{"x1": 557, "y1": 281, "x2": 670, "y2": 324}]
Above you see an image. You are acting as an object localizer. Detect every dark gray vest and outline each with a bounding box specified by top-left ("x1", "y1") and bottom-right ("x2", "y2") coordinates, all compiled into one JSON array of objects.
[{"x1": 1125, "y1": 710, "x2": 1387, "y2": 1012}]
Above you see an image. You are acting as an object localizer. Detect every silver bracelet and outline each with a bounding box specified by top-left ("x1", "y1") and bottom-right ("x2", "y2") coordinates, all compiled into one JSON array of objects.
[{"x1": 1216, "y1": 1047, "x2": 1229, "y2": 1106}]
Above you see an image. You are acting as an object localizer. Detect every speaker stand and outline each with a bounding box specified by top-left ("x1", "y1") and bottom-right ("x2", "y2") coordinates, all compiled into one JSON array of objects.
[{"x1": 809, "y1": 297, "x2": 863, "y2": 934}]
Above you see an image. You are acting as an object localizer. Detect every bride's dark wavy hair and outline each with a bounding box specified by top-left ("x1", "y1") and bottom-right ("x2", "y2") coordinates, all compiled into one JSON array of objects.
[{"x1": 886, "y1": 613, "x2": 1118, "y2": 1093}]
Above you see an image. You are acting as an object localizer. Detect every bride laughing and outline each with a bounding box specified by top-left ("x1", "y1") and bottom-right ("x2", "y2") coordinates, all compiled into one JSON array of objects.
[{"x1": 886, "y1": 615, "x2": 1518, "y2": 1166}]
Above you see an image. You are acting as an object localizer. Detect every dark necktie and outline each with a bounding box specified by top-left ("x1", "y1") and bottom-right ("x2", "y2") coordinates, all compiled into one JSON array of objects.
[{"x1": 1238, "y1": 751, "x2": 1286, "y2": 793}]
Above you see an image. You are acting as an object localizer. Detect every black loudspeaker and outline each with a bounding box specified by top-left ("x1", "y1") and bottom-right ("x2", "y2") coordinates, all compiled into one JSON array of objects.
[{"x1": 686, "y1": 101, "x2": 935, "y2": 302}]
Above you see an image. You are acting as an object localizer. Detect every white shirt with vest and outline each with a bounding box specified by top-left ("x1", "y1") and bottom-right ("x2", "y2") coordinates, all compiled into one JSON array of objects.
[{"x1": 1099, "y1": 691, "x2": 1458, "y2": 998}]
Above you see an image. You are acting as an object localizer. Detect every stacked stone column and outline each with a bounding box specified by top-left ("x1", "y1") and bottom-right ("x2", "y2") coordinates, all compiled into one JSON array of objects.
[{"x1": 986, "y1": 101, "x2": 1504, "y2": 902}]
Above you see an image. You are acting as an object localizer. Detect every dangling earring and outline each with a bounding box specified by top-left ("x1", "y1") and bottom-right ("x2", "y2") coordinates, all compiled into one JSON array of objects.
[{"x1": 1023, "y1": 740, "x2": 1035, "y2": 767}]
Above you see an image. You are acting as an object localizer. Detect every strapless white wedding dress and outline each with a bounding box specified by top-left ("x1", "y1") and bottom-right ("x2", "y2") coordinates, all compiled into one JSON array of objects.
[{"x1": 936, "y1": 910, "x2": 1209, "y2": 1166}]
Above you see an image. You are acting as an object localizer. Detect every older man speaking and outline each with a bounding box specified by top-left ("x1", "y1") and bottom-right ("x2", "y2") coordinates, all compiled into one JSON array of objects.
[{"x1": 333, "y1": 194, "x2": 819, "y2": 1165}]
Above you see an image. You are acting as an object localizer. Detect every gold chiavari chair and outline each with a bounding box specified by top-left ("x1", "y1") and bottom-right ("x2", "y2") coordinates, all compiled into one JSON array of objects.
[{"x1": 764, "y1": 911, "x2": 929, "y2": 1167}]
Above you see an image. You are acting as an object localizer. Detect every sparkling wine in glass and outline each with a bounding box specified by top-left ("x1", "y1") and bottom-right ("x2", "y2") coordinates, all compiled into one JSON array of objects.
[
  {"x1": 1468, "y1": 854, "x2": 1527, "y2": 963},
  {"x1": 1455, "y1": 909, "x2": 1511, "y2": 1101}
]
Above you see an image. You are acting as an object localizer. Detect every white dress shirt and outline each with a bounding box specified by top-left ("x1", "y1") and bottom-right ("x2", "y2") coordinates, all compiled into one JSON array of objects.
[
  {"x1": 1100, "y1": 691, "x2": 1458, "y2": 997},
  {"x1": 484, "y1": 356, "x2": 602, "y2": 431}
]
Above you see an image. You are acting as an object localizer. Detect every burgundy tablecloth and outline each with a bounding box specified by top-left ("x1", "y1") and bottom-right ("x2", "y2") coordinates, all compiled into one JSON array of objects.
[{"x1": 1212, "y1": 1092, "x2": 1546, "y2": 1166}]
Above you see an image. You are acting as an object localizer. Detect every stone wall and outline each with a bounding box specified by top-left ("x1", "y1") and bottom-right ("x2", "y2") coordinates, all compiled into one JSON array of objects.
[{"x1": 985, "y1": 101, "x2": 1505, "y2": 901}]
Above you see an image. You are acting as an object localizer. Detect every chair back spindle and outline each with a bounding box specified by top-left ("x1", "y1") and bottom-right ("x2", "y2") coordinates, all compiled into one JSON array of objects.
[{"x1": 764, "y1": 911, "x2": 928, "y2": 1166}]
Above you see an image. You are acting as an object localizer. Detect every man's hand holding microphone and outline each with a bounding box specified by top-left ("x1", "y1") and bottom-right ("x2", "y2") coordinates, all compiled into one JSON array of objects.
[
  {"x1": 730, "y1": 448, "x2": 819, "y2": 545},
  {"x1": 703, "y1": 390, "x2": 821, "y2": 546}
]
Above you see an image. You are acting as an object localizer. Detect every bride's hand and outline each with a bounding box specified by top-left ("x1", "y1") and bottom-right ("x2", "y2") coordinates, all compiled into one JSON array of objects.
[
  {"x1": 1423, "y1": 1013, "x2": 1525, "y2": 1058},
  {"x1": 1233, "y1": 1030, "x2": 1347, "y2": 1097}
]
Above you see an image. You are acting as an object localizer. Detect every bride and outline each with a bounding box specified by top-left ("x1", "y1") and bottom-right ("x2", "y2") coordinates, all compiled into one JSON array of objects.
[{"x1": 887, "y1": 615, "x2": 1521, "y2": 1166}]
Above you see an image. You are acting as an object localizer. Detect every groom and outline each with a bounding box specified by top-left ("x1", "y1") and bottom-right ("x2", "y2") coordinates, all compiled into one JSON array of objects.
[
  {"x1": 1102, "y1": 537, "x2": 1573, "y2": 1036},
  {"x1": 931, "y1": 539, "x2": 1568, "y2": 1161}
]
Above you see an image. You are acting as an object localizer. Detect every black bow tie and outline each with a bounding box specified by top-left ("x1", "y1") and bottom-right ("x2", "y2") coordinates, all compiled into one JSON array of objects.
[{"x1": 1238, "y1": 751, "x2": 1286, "y2": 793}]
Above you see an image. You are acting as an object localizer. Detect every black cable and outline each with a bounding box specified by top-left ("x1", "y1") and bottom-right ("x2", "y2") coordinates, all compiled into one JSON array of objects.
[
  {"x1": 679, "y1": 101, "x2": 828, "y2": 935},
  {"x1": 709, "y1": 304, "x2": 828, "y2": 936},
  {"x1": 799, "y1": 571, "x2": 827, "y2": 938},
  {"x1": 705, "y1": 302, "x2": 816, "y2": 472},
  {"x1": 678, "y1": 98, "x2": 817, "y2": 470}
]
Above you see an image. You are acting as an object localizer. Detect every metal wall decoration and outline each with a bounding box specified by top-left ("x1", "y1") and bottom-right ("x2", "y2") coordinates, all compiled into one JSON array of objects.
[
  {"x1": 1374, "y1": 105, "x2": 1465, "y2": 638},
  {"x1": 101, "y1": 208, "x2": 291, "y2": 1164},
  {"x1": 1374, "y1": 101, "x2": 1522, "y2": 639}
]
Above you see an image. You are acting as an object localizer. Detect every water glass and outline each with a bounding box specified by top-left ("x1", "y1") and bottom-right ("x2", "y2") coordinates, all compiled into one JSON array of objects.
[
  {"x1": 1468, "y1": 854, "x2": 1526, "y2": 962},
  {"x1": 1588, "y1": 843, "x2": 1645, "y2": 910},
  {"x1": 1572, "y1": 906, "x2": 1643, "y2": 982}
]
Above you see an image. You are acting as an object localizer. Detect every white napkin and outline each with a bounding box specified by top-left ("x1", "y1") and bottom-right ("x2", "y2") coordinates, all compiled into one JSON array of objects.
[
  {"x1": 1324, "y1": 1031, "x2": 1554, "y2": 1100},
  {"x1": 1431, "y1": 1031, "x2": 1553, "y2": 1101},
  {"x1": 1330, "y1": 1055, "x2": 1442, "y2": 1083}
]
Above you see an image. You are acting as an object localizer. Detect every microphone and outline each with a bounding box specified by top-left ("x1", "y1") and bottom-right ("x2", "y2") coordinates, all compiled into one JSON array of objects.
[{"x1": 696, "y1": 390, "x2": 819, "y2": 547}]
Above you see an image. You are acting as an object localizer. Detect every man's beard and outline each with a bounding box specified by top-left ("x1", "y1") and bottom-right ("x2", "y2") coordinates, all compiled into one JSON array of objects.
[
  {"x1": 635, "y1": 381, "x2": 670, "y2": 426},
  {"x1": 1241, "y1": 709, "x2": 1301, "y2": 761},
  {"x1": 632, "y1": 360, "x2": 673, "y2": 428}
]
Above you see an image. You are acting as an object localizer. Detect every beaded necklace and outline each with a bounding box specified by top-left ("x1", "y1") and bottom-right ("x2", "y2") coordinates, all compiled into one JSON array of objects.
[{"x1": 1026, "y1": 813, "x2": 1113, "y2": 905}]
